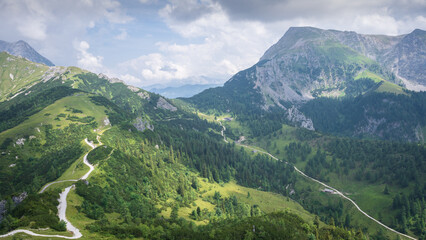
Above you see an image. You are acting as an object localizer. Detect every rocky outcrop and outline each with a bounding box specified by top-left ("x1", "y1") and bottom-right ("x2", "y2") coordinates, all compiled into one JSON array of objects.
[
  {"x1": 137, "y1": 91, "x2": 150, "y2": 100},
  {"x1": 287, "y1": 106, "x2": 314, "y2": 130},
  {"x1": 0, "y1": 192, "x2": 28, "y2": 224},
  {"x1": 15, "y1": 138, "x2": 26, "y2": 146},
  {"x1": 133, "y1": 117, "x2": 154, "y2": 132},
  {"x1": 12, "y1": 192, "x2": 27, "y2": 205},
  {"x1": 127, "y1": 85, "x2": 151, "y2": 100},
  {"x1": 41, "y1": 66, "x2": 67, "y2": 82},
  {"x1": 103, "y1": 117, "x2": 110, "y2": 126},
  {"x1": 382, "y1": 29, "x2": 426, "y2": 89},
  {"x1": 97, "y1": 73, "x2": 124, "y2": 84},
  {"x1": 156, "y1": 97, "x2": 177, "y2": 111}
]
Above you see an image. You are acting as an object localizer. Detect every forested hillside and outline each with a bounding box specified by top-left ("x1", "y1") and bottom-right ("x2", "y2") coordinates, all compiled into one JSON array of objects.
[{"x1": 0, "y1": 53, "x2": 367, "y2": 240}]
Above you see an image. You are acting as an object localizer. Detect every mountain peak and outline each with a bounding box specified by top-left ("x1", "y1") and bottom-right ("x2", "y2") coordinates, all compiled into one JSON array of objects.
[
  {"x1": 410, "y1": 28, "x2": 426, "y2": 36},
  {"x1": 15, "y1": 40, "x2": 28, "y2": 44},
  {"x1": 261, "y1": 26, "x2": 334, "y2": 60},
  {"x1": 0, "y1": 40, "x2": 54, "y2": 66}
]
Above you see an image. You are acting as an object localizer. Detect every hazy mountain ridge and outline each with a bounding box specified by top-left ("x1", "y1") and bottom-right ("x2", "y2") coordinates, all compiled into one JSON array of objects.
[
  {"x1": 148, "y1": 83, "x2": 221, "y2": 98},
  {"x1": 0, "y1": 40, "x2": 54, "y2": 66}
]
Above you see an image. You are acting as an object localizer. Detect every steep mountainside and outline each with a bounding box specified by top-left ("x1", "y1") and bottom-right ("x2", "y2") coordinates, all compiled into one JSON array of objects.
[
  {"x1": 187, "y1": 27, "x2": 426, "y2": 142},
  {"x1": 0, "y1": 52, "x2": 49, "y2": 102},
  {"x1": 0, "y1": 53, "x2": 363, "y2": 240},
  {"x1": 382, "y1": 29, "x2": 426, "y2": 90},
  {"x1": 0, "y1": 40, "x2": 54, "y2": 66}
]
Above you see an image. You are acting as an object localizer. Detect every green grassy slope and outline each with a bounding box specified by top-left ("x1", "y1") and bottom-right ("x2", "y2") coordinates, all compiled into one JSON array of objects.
[
  {"x1": 0, "y1": 93, "x2": 108, "y2": 143},
  {"x1": 0, "y1": 52, "x2": 49, "y2": 102}
]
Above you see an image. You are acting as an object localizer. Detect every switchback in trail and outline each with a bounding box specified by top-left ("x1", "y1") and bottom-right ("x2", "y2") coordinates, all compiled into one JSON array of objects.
[{"x1": 0, "y1": 138, "x2": 100, "y2": 239}]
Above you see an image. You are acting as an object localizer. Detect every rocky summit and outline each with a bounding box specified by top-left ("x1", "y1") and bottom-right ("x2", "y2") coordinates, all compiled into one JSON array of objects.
[{"x1": 0, "y1": 40, "x2": 54, "y2": 66}]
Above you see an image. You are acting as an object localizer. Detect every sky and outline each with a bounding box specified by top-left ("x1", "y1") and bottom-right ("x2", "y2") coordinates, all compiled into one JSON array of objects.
[{"x1": 0, "y1": 0, "x2": 425, "y2": 88}]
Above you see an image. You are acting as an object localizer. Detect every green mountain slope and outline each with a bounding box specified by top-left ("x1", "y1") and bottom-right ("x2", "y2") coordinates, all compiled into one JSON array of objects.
[
  {"x1": 0, "y1": 53, "x2": 367, "y2": 240},
  {"x1": 0, "y1": 92, "x2": 108, "y2": 196},
  {"x1": 0, "y1": 52, "x2": 49, "y2": 102}
]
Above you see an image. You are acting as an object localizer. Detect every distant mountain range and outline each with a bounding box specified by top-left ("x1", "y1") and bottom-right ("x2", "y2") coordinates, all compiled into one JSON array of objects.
[
  {"x1": 147, "y1": 84, "x2": 221, "y2": 98},
  {"x1": 0, "y1": 40, "x2": 54, "y2": 66}
]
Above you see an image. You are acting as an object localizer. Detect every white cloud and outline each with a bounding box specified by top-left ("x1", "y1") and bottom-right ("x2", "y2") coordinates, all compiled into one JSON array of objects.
[
  {"x1": 75, "y1": 40, "x2": 104, "y2": 73},
  {"x1": 117, "y1": 0, "x2": 424, "y2": 87},
  {"x1": 119, "y1": 74, "x2": 142, "y2": 84},
  {"x1": 1, "y1": 0, "x2": 424, "y2": 89},
  {"x1": 352, "y1": 14, "x2": 399, "y2": 35},
  {"x1": 114, "y1": 29, "x2": 128, "y2": 40},
  {"x1": 119, "y1": 0, "x2": 284, "y2": 87},
  {"x1": 119, "y1": 53, "x2": 189, "y2": 86},
  {"x1": 139, "y1": 0, "x2": 157, "y2": 4},
  {"x1": 0, "y1": 0, "x2": 133, "y2": 66},
  {"x1": 17, "y1": 18, "x2": 48, "y2": 40}
]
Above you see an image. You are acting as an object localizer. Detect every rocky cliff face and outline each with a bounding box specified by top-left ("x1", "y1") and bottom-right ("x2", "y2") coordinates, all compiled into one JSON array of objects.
[
  {"x1": 252, "y1": 27, "x2": 405, "y2": 107},
  {"x1": 237, "y1": 27, "x2": 426, "y2": 110},
  {"x1": 381, "y1": 29, "x2": 426, "y2": 89},
  {"x1": 261, "y1": 27, "x2": 425, "y2": 92},
  {"x1": 0, "y1": 40, "x2": 54, "y2": 66},
  {"x1": 334, "y1": 29, "x2": 426, "y2": 90}
]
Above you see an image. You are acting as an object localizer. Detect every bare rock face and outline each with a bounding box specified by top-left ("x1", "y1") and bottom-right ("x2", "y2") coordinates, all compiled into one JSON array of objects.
[
  {"x1": 382, "y1": 29, "x2": 426, "y2": 89},
  {"x1": 287, "y1": 106, "x2": 314, "y2": 130},
  {"x1": 103, "y1": 117, "x2": 110, "y2": 126},
  {"x1": 255, "y1": 27, "x2": 408, "y2": 108},
  {"x1": 127, "y1": 85, "x2": 139, "y2": 92},
  {"x1": 156, "y1": 97, "x2": 177, "y2": 111},
  {"x1": 97, "y1": 73, "x2": 124, "y2": 84},
  {"x1": 0, "y1": 192, "x2": 28, "y2": 223},
  {"x1": 12, "y1": 192, "x2": 28, "y2": 205},
  {"x1": 138, "y1": 91, "x2": 150, "y2": 100},
  {"x1": 126, "y1": 85, "x2": 150, "y2": 99},
  {"x1": 0, "y1": 40, "x2": 54, "y2": 66},
  {"x1": 260, "y1": 27, "x2": 425, "y2": 95},
  {"x1": 133, "y1": 117, "x2": 154, "y2": 132},
  {"x1": 41, "y1": 66, "x2": 67, "y2": 82},
  {"x1": 334, "y1": 28, "x2": 426, "y2": 90},
  {"x1": 15, "y1": 138, "x2": 26, "y2": 146}
]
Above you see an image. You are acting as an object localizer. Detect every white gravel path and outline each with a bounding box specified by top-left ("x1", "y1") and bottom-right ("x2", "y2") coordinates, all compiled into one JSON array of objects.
[{"x1": 0, "y1": 138, "x2": 98, "y2": 239}]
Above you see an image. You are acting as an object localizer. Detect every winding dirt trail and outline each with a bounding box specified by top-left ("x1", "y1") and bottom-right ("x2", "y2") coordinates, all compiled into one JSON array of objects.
[
  {"x1": 219, "y1": 121, "x2": 416, "y2": 240},
  {"x1": 0, "y1": 138, "x2": 99, "y2": 239}
]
